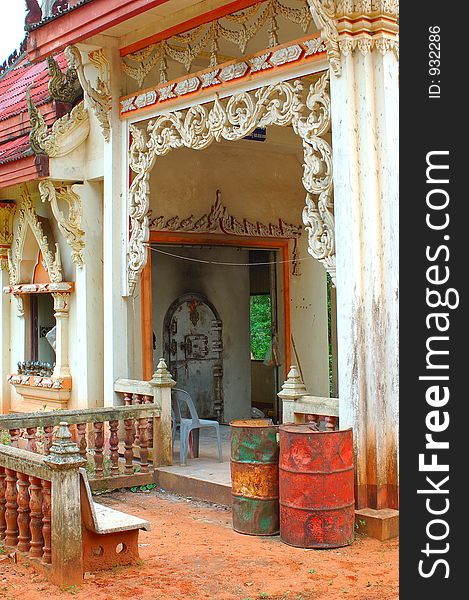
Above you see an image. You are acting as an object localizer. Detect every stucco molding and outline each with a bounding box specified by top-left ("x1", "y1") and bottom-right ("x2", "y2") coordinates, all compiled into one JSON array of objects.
[
  {"x1": 64, "y1": 45, "x2": 111, "y2": 142},
  {"x1": 8, "y1": 187, "x2": 63, "y2": 286},
  {"x1": 39, "y1": 181, "x2": 85, "y2": 268},
  {"x1": 122, "y1": 0, "x2": 314, "y2": 87},
  {"x1": 0, "y1": 201, "x2": 17, "y2": 270},
  {"x1": 150, "y1": 190, "x2": 303, "y2": 275},
  {"x1": 127, "y1": 77, "x2": 335, "y2": 295},
  {"x1": 28, "y1": 95, "x2": 90, "y2": 158},
  {"x1": 294, "y1": 71, "x2": 335, "y2": 282},
  {"x1": 307, "y1": 0, "x2": 399, "y2": 75},
  {"x1": 307, "y1": 1, "x2": 342, "y2": 76}
]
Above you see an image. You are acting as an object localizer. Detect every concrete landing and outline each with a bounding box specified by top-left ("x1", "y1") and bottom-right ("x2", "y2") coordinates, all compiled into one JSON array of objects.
[{"x1": 155, "y1": 425, "x2": 232, "y2": 505}]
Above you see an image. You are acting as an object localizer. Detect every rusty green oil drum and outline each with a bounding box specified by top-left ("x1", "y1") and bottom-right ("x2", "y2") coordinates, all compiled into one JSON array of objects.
[
  {"x1": 279, "y1": 424, "x2": 355, "y2": 548},
  {"x1": 230, "y1": 419, "x2": 279, "y2": 535}
]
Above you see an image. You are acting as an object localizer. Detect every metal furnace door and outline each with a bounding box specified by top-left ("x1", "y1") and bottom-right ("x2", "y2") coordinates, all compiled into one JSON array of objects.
[{"x1": 163, "y1": 293, "x2": 223, "y2": 420}]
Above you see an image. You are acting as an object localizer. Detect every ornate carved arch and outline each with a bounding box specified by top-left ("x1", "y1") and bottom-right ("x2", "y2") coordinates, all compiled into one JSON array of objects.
[
  {"x1": 127, "y1": 73, "x2": 334, "y2": 296},
  {"x1": 8, "y1": 188, "x2": 63, "y2": 286}
]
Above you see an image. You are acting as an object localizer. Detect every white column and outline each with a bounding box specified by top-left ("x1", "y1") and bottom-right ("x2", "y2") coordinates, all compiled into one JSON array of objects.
[
  {"x1": 0, "y1": 201, "x2": 16, "y2": 413},
  {"x1": 101, "y1": 42, "x2": 133, "y2": 406},
  {"x1": 0, "y1": 269, "x2": 11, "y2": 413},
  {"x1": 52, "y1": 292, "x2": 71, "y2": 378},
  {"x1": 330, "y1": 45, "x2": 399, "y2": 510},
  {"x1": 72, "y1": 181, "x2": 104, "y2": 409}
]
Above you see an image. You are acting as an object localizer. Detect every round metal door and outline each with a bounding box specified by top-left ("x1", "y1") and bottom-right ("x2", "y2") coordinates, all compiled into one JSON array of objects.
[{"x1": 163, "y1": 293, "x2": 223, "y2": 420}]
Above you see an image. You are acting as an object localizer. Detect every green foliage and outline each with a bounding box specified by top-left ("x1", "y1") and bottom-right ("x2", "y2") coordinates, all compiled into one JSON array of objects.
[
  {"x1": 250, "y1": 295, "x2": 272, "y2": 360},
  {"x1": 130, "y1": 483, "x2": 157, "y2": 493}
]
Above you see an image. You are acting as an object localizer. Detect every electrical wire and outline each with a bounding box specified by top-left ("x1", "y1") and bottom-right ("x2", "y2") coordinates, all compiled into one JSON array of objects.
[{"x1": 147, "y1": 245, "x2": 310, "y2": 267}]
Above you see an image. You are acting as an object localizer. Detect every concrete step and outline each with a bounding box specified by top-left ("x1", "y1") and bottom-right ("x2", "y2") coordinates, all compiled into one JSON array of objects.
[{"x1": 154, "y1": 459, "x2": 232, "y2": 506}]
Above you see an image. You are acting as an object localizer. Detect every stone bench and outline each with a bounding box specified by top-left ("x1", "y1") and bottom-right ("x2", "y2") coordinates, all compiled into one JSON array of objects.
[{"x1": 79, "y1": 468, "x2": 151, "y2": 572}]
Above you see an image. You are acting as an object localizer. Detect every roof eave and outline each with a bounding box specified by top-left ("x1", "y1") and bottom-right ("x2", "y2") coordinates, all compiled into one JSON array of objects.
[{"x1": 26, "y1": 0, "x2": 171, "y2": 62}]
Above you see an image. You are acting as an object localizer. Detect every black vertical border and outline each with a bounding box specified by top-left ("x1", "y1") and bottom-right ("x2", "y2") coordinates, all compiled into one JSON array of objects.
[{"x1": 400, "y1": 3, "x2": 466, "y2": 597}]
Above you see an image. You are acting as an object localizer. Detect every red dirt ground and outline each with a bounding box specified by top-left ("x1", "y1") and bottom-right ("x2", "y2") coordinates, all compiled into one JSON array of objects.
[{"x1": 0, "y1": 489, "x2": 398, "y2": 600}]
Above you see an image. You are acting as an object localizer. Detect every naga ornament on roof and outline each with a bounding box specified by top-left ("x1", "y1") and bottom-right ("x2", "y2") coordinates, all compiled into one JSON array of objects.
[
  {"x1": 27, "y1": 90, "x2": 90, "y2": 157},
  {"x1": 47, "y1": 55, "x2": 82, "y2": 104}
]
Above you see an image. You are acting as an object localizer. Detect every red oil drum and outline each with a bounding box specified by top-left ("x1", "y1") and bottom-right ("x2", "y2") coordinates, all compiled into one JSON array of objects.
[
  {"x1": 230, "y1": 419, "x2": 279, "y2": 535},
  {"x1": 279, "y1": 424, "x2": 354, "y2": 548}
]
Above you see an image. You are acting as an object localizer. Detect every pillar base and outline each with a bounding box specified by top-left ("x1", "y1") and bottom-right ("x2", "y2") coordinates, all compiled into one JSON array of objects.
[{"x1": 355, "y1": 508, "x2": 399, "y2": 541}]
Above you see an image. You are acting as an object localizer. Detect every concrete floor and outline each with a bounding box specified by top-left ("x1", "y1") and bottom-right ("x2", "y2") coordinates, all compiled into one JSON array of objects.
[{"x1": 154, "y1": 425, "x2": 232, "y2": 504}]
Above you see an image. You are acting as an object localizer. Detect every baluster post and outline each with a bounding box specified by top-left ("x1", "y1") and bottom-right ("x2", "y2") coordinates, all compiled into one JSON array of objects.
[
  {"x1": 4, "y1": 468, "x2": 18, "y2": 547},
  {"x1": 150, "y1": 359, "x2": 176, "y2": 467},
  {"x1": 44, "y1": 422, "x2": 86, "y2": 586},
  {"x1": 124, "y1": 415, "x2": 135, "y2": 474},
  {"x1": 8, "y1": 429, "x2": 20, "y2": 448},
  {"x1": 93, "y1": 422, "x2": 104, "y2": 478},
  {"x1": 76, "y1": 423, "x2": 87, "y2": 458},
  {"x1": 26, "y1": 427, "x2": 38, "y2": 453},
  {"x1": 109, "y1": 420, "x2": 119, "y2": 476},
  {"x1": 143, "y1": 394, "x2": 154, "y2": 447},
  {"x1": 325, "y1": 415, "x2": 338, "y2": 431},
  {"x1": 306, "y1": 414, "x2": 320, "y2": 430},
  {"x1": 29, "y1": 476, "x2": 43, "y2": 558},
  {"x1": 17, "y1": 472, "x2": 31, "y2": 552},
  {"x1": 124, "y1": 392, "x2": 133, "y2": 405},
  {"x1": 41, "y1": 479, "x2": 51, "y2": 564},
  {"x1": 133, "y1": 394, "x2": 142, "y2": 446},
  {"x1": 137, "y1": 416, "x2": 149, "y2": 473},
  {"x1": 44, "y1": 425, "x2": 54, "y2": 454}
]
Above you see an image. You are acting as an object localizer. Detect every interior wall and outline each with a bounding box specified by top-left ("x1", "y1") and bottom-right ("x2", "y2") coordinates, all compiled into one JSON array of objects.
[{"x1": 151, "y1": 245, "x2": 251, "y2": 423}]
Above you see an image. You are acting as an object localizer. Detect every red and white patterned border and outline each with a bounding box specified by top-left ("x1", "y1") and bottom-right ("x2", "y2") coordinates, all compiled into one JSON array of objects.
[
  {"x1": 120, "y1": 35, "x2": 326, "y2": 118},
  {"x1": 2, "y1": 282, "x2": 74, "y2": 295}
]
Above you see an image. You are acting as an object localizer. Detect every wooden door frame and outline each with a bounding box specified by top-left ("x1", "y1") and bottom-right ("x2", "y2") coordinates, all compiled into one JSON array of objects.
[{"x1": 141, "y1": 230, "x2": 292, "y2": 381}]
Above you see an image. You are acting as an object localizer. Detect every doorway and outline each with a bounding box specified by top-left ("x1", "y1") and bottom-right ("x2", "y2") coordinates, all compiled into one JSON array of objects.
[{"x1": 144, "y1": 235, "x2": 290, "y2": 424}]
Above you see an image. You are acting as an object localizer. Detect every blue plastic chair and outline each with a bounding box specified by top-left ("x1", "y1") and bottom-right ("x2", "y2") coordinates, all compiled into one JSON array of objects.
[{"x1": 171, "y1": 388, "x2": 223, "y2": 466}]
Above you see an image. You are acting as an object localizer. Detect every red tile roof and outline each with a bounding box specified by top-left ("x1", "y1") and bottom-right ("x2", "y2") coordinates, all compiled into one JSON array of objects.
[{"x1": 0, "y1": 53, "x2": 66, "y2": 179}]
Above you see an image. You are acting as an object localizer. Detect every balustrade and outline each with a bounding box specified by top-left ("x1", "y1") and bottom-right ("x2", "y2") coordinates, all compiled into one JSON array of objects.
[
  {"x1": 0, "y1": 401, "x2": 161, "y2": 491},
  {"x1": 0, "y1": 424, "x2": 84, "y2": 585}
]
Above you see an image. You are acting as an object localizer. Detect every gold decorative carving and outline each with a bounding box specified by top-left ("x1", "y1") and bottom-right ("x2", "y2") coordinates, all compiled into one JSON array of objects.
[
  {"x1": 27, "y1": 87, "x2": 49, "y2": 155},
  {"x1": 0, "y1": 201, "x2": 16, "y2": 270},
  {"x1": 307, "y1": 1, "x2": 341, "y2": 76},
  {"x1": 122, "y1": 0, "x2": 313, "y2": 87},
  {"x1": 293, "y1": 71, "x2": 335, "y2": 281},
  {"x1": 39, "y1": 181, "x2": 85, "y2": 268},
  {"x1": 65, "y1": 45, "x2": 111, "y2": 142},
  {"x1": 46, "y1": 54, "x2": 82, "y2": 104},
  {"x1": 13, "y1": 294, "x2": 24, "y2": 317},
  {"x1": 127, "y1": 77, "x2": 334, "y2": 294},
  {"x1": 27, "y1": 96, "x2": 90, "y2": 157},
  {"x1": 150, "y1": 190, "x2": 303, "y2": 275},
  {"x1": 307, "y1": 0, "x2": 398, "y2": 75},
  {"x1": 8, "y1": 187, "x2": 63, "y2": 286},
  {"x1": 52, "y1": 291, "x2": 70, "y2": 315}
]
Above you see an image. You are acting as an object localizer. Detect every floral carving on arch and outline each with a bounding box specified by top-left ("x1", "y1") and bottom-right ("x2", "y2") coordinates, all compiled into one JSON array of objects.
[
  {"x1": 8, "y1": 188, "x2": 63, "y2": 286},
  {"x1": 127, "y1": 74, "x2": 334, "y2": 296}
]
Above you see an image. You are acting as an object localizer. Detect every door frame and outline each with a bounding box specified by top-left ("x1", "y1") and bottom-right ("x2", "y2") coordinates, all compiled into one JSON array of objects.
[{"x1": 141, "y1": 230, "x2": 292, "y2": 381}]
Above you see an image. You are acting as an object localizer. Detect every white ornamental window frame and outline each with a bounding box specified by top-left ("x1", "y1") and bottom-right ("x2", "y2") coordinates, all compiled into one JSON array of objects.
[{"x1": 3, "y1": 189, "x2": 74, "y2": 389}]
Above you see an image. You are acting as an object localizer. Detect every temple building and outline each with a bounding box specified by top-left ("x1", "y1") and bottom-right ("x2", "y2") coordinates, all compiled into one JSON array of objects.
[{"x1": 0, "y1": 0, "x2": 399, "y2": 529}]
